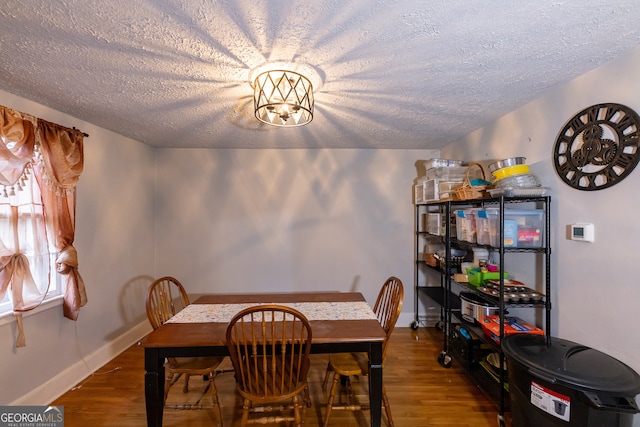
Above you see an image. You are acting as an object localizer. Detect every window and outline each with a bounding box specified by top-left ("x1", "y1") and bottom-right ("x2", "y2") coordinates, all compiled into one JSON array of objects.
[{"x1": 0, "y1": 167, "x2": 63, "y2": 317}]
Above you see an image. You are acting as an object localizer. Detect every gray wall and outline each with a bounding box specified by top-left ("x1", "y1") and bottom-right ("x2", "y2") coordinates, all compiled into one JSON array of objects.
[{"x1": 152, "y1": 148, "x2": 435, "y2": 308}]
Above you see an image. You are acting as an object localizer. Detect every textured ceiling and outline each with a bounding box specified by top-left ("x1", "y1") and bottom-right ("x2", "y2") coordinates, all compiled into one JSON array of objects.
[{"x1": 2, "y1": 1, "x2": 640, "y2": 149}]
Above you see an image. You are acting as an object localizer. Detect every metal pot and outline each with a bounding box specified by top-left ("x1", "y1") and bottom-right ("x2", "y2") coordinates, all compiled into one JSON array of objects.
[
  {"x1": 488, "y1": 156, "x2": 527, "y2": 173},
  {"x1": 460, "y1": 292, "x2": 498, "y2": 324}
]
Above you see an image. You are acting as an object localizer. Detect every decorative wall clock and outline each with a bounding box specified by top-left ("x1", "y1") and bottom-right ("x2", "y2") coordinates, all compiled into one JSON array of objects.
[{"x1": 553, "y1": 103, "x2": 640, "y2": 190}]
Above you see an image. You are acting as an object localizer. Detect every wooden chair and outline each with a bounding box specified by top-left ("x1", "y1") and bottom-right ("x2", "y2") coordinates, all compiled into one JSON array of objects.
[
  {"x1": 322, "y1": 276, "x2": 404, "y2": 427},
  {"x1": 146, "y1": 276, "x2": 227, "y2": 426},
  {"x1": 226, "y1": 304, "x2": 313, "y2": 427}
]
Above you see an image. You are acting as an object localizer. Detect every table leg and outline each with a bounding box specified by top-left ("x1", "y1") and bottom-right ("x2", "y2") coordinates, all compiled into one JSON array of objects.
[
  {"x1": 368, "y1": 341, "x2": 383, "y2": 427},
  {"x1": 145, "y1": 348, "x2": 165, "y2": 427}
]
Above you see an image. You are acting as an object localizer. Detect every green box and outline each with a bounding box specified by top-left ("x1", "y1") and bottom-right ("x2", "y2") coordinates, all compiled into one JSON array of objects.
[{"x1": 466, "y1": 268, "x2": 507, "y2": 287}]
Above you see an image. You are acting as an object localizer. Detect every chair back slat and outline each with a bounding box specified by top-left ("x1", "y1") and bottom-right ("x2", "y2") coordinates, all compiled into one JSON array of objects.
[
  {"x1": 146, "y1": 276, "x2": 190, "y2": 330},
  {"x1": 373, "y1": 276, "x2": 404, "y2": 359},
  {"x1": 226, "y1": 305, "x2": 312, "y2": 403}
]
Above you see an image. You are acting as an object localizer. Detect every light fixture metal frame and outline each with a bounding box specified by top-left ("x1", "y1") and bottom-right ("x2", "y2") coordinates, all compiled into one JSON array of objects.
[{"x1": 253, "y1": 70, "x2": 314, "y2": 127}]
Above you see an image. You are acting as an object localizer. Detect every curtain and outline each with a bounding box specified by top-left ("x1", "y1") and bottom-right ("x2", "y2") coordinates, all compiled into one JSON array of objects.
[
  {"x1": 0, "y1": 107, "x2": 43, "y2": 346},
  {"x1": 0, "y1": 105, "x2": 85, "y2": 347},
  {"x1": 34, "y1": 119, "x2": 86, "y2": 321}
]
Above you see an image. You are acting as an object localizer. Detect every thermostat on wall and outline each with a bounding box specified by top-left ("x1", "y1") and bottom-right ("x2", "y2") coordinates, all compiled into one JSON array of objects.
[{"x1": 570, "y1": 223, "x2": 594, "y2": 242}]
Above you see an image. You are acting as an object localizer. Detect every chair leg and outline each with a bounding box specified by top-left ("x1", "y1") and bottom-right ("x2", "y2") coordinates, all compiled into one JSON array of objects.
[
  {"x1": 382, "y1": 384, "x2": 394, "y2": 427},
  {"x1": 304, "y1": 384, "x2": 312, "y2": 408},
  {"x1": 164, "y1": 373, "x2": 175, "y2": 404},
  {"x1": 345, "y1": 376, "x2": 354, "y2": 406},
  {"x1": 183, "y1": 374, "x2": 191, "y2": 393},
  {"x1": 322, "y1": 362, "x2": 333, "y2": 390},
  {"x1": 240, "y1": 398, "x2": 250, "y2": 427},
  {"x1": 293, "y1": 394, "x2": 302, "y2": 427},
  {"x1": 193, "y1": 379, "x2": 211, "y2": 406},
  {"x1": 323, "y1": 372, "x2": 340, "y2": 427},
  {"x1": 208, "y1": 373, "x2": 223, "y2": 427},
  {"x1": 300, "y1": 392, "x2": 308, "y2": 423}
]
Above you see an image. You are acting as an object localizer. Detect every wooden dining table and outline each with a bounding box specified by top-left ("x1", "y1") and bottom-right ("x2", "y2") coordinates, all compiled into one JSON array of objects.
[{"x1": 142, "y1": 291, "x2": 387, "y2": 427}]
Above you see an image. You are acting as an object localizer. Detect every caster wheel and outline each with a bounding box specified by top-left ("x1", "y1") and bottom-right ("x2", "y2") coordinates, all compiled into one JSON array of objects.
[
  {"x1": 437, "y1": 352, "x2": 452, "y2": 368},
  {"x1": 435, "y1": 321, "x2": 443, "y2": 331},
  {"x1": 497, "y1": 414, "x2": 506, "y2": 427},
  {"x1": 410, "y1": 321, "x2": 419, "y2": 330}
]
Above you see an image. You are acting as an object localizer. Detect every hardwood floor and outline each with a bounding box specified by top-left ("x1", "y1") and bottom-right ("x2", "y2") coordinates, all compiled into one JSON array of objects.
[{"x1": 52, "y1": 327, "x2": 503, "y2": 426}]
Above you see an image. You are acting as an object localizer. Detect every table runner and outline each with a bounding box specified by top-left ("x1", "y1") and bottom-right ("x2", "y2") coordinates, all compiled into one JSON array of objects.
[{"x1": 166, "y1": 301, "x2": 377, "y2": 323}]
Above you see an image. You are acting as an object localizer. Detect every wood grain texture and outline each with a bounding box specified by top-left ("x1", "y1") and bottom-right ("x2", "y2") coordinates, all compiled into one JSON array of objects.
[{"x1": 52, "y1": 327, "x2": 503, "y2": 427}]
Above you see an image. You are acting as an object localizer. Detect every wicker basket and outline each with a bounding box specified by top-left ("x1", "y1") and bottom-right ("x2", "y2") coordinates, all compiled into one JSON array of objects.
[
  {"x1": 454, "y1": 162, "x2": 488, "y2": 200},
  {"x1": 425, "y1": 253, "x2": 438, "y2": 267}
]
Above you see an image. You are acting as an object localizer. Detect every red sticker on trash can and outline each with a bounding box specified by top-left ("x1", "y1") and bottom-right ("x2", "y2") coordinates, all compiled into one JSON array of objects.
[{"x1": 530, "y1": 381, "x2": 571, "y2": 421}]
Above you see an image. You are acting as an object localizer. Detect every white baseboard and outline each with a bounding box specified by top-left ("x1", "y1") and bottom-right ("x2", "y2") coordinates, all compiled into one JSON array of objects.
[
  {"x1": 397, "y1": 312, "x2": 417, "y2": 327},
  {"x1": 11, "y1": 320, "x2": 152, "y2": 405}
]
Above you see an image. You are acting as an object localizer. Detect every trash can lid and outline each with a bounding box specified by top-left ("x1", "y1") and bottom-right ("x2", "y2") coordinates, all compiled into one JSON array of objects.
[{"x1": 502, "y1": 335, "x2": 640, "y2": 394}]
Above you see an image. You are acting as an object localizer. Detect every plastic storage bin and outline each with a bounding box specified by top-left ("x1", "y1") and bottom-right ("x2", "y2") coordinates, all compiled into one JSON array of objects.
[
  {"x1": 455, "y1": 209, "x2": 478, "y2": 243},
  {"x1": 427, "y1": 213, "x2": 442, "y2": 235},
  {"x1": 466, "y1": 267, "x2": 507, "y2": 287},
  {"x1": 502, "y1": 334, "x2": 640, "y2": 427},
  {"x1": 476, "y1": 208, "x2": 497, "y2": 245},
  {"x1": 415, "y1": 179, "x2": 464, "y2": 203},
  {"x1": 414, "y1": 178, "x2": 427, "y2": 204},
  {"x1": 505, "y1": 209, "x2": 544, "y2": 248},
  {"x1": 476, "y1": 209, "x2": 544, "y2": 248},
  {"x1": 423, "y1": 179, "x2": 436, "y2": 202},
  {"x1": 450, "y1": 324, "x2": 492, "y2": 370},
  {"x1": 425, "y1": 166, "x2": 468, "y2": 181},
  {"x1": 423, "y1": 158, "x2": 464, "y2": 169},
  {"x1": 437, "y1": 181, "x2": 464, "y2": 200}
]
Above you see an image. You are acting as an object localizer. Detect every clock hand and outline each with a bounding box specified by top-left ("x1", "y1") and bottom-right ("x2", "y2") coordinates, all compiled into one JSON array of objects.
[
  {"x1": 574, "y1": 144, "x2": 592, "y2": 170},
  {"x1": 576, "y1": 124, "x2": 604, "y2": 170}
]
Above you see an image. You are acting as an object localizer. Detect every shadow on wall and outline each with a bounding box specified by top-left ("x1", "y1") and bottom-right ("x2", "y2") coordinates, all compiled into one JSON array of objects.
[
  {"x1": 106, "y1": 275, "x2": 155, "y2": 340},
  {"x1": 350, "y1": 275, "x2": 360, "y2": 293}
]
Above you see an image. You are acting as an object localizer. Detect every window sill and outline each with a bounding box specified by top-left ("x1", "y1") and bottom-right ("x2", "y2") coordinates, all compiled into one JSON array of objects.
[{"x1": 0, "y1": 295, "x2": 64, "y2": 327}]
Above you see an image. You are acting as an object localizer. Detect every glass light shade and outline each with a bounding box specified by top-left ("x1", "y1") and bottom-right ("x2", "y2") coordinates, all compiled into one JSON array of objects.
[{"x1": 254, "y1": 70, "x2": 314, "y2": 127}]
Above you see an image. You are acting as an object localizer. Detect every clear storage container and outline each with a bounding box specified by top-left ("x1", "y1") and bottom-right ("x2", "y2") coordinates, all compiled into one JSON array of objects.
[
  {"x1": 425, "y1": 166, "x2": 468, "y2": 181},
  {"x1": 455, "y1": 209, "x2": 478, "y2": 243},
  {"x1": 438, "y1": 181, "x2": 464, "y2": 200},
  {"x1": 506, "y1": 209, "x2": 544, "y2": 248},
  {"x1": 422, "y1": 158, "x2": 464, "y2": 169},
  {"x1": 427, "y1": 213, "x2": 443, "y2": 235},
  {"x1": 476, "y1": 208, "x2": 544, "y2": 248},
  {"x1": 414, "y1": 178, "x2": 427, "y2": 204},
  {"x1": 416, "y1": 179, "x2": 464, "y2": 202},
  {"x1": 476, "y1": 208, "x2": 498, "y2": 246}
]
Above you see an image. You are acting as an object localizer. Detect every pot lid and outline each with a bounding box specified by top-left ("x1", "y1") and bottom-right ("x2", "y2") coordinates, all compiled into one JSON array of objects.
[{"x1": 502, "y1": 335, "x2": 640, "y2": 394}]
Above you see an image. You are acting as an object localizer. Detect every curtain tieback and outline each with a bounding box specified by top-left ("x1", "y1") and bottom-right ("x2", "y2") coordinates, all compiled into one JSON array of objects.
[{"x1": 56, "y1": 246, "x2": 78, "y2": 274}]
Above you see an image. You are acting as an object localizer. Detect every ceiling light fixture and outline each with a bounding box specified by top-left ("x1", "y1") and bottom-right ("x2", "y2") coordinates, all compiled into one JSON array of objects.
[{"x1": 253, "y1": 70, "x2": 314, "y2": 127}]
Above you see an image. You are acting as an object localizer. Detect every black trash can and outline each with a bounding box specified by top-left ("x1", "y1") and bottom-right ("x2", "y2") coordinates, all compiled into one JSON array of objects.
[{"x1": 502, "y1": 334, "x2": 640, "y2": 427}]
